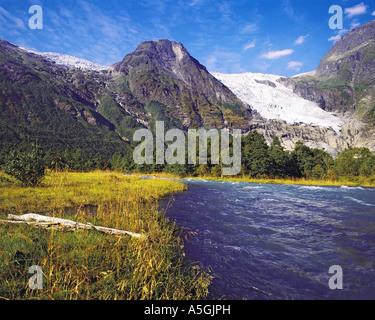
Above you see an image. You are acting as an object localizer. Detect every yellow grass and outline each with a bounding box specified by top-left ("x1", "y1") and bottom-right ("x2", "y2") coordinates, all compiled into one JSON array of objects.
[
  {"x1": 0, "y1": 170, "x2": 185, "y2": 215},
  {"x1": 0, "y1": 170, "x2": 212, "y2": 300}
]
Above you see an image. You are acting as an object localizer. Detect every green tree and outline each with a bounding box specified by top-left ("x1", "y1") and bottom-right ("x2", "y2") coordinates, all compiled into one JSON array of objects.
[
  {"x1": 291, "y1": 142, "x2": 332, "y2": 178},
  {"x1": 359, "y1": 156, "x2": 375, "y2": 177},
  {"x1": 122, "y1": 152, "x2": 136, "y2": 173},
  {"x1": 242, "y1": 131, "x2": 272, "y2": 177},
  {"x1": 3, "y1": 144, "x2": 46, "y2": 187},
  {"x1": 291, "y1": 142, "x2": 315, "y2": 176},
  {"x1": 311, "y1": 164, "x2": 325, "y2": 179},
  {"x1": 91, "y1": 153, "x2": 108, "y2": 170},
  {"x1": 334, "y1": 147, "x2": 375, "y2": 177},
  {"x1": 269, "y1": 137, "x2": 290, "y2": 177},
  {"x1": 110, "y1": 152, "x2": 123, "y2": 171},
  {"x1": 163, "y1": 164, "x2": 187, "y2": 176},
  {"x1": 333, "y1": 147, "x2": 359, "y2": 177},
  {"x1": 196, "y1": 164, "x2": 210, "y2": 176},
  {"x1": 44, "y1": 149, "x2": 68, "y2": 171},
  {"x1": 69, "y1": 149, "x2": 90, "y2": 171}
]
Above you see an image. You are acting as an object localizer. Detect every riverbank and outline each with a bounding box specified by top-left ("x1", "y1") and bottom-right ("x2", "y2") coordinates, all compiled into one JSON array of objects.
[
  {"x1": 182, "y1": 175, "x2": 375, "y2": 188},
  {"x1": 122, "y1": 172, "x2": 375, "y2": 188},
  {"x1": 0, "y1": 171, "x2": 211, "y2": 300}
]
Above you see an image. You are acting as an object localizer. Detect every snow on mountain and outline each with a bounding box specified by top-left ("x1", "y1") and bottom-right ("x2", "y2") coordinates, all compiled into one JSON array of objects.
[
  {"x1": 23, "y1": 48, "x2": 109, "y2": 71},
  {"x1": 211, "y1": 72, "x2": 343, "y2": 133}
]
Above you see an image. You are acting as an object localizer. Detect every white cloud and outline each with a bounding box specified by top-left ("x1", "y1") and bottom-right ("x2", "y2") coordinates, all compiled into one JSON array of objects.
[
  {"x1": 261, "y1": 49, "x2": 294, "y2": 59},
  {"x1": 206, "y1": 54, "x2": 217, "y2": 71},
  {"x1": 188, "y1": 0, "x2": 201, "y2": 6},
  {"x1": 0, "y1": 6, "x2": 26, "y2": 30},
  {"x1": 37, "y1": 0, "x2": 145, "y2": 66},
  {"x1": 294, "y1": 34, "x2": 309, "y2": 45},
  {"x1": 206, "y1": 48, "x2": 244, "y2": 73},
  {"x1": 287, "y1": 61, "x2": 303, "y2": 71},
  {"x1": 350, "y1": 21, "x2": 361, "y2": 29},
  {"x1": 239, "y1": 23, "x2": 258, "y2": 34},
  {"x1": 328, "y1": 29, "x2": 348, "y2": 42},
  {"x1": 244, "y1": 40, "x2": 256, "y2": 51},
  {"x1": 282, "y1": 0, "x2": 296, "y2": 20},
  {"x1": 372, "y1": 10, "x2": 375, "y2": 16},
  {"x1": 218, "y1": 2, "x2": 232, "y2": 23},
  {"x1": 345, "y1": 2, "x2": 368, "y2": 18},
  {"x1": 328, "y1": 34, "x2": 342, "y2": 42}
]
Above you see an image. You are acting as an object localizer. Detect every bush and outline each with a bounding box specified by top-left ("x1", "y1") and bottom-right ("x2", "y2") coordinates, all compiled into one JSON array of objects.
[
  {"x1": 3, "y1": 144, "x2": 46, "y2": 187},
  {"x1": 211, "y1": 165, "x2": 222, "y2": 177}
]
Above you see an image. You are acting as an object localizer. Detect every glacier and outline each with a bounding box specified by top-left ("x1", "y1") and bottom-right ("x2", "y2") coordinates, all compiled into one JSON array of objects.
[{"x1": 211, "y1": 72, "x2": 343, "y2": 133}]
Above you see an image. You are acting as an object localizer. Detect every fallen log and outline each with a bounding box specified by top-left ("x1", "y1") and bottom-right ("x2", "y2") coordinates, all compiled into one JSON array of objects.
[{"x1": 1, "y1": 214, "x2": 145, "y2": 239}]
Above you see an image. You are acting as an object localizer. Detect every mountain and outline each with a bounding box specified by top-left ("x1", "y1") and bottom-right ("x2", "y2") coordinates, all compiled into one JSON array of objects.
[
  {"x1": 212, "y1": 21, "x2": 375, "y2": 154},
  {"x1": 108, "y1": 39, "x2": 252, "y2": 130},
  {"x1": 0, "y1": 39, "x2": 130, "y2": 158},
  {"x1": 281, "y1": 20, "x2": 375, "y2": 113},
  {"x1": 0, "y1": 38, "x2": 254, "y2": 160},
  {"x1": 103, "y1": 39, "x2": 366, "y2": 155},
  {"x1": 1, "y1": 28, "x2": 375, "y2": 160},
  {"x1": 278, "y1": 20, "x2": 375, "y2": 151}
]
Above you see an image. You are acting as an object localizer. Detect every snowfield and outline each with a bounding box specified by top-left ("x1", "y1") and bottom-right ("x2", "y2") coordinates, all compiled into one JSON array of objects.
[
  {"x1": 211, "y1": 72, "x2": 343, "y2": 132},
  {"x1": 22, "y1": 48, "x2": 110, "y2": 71}
]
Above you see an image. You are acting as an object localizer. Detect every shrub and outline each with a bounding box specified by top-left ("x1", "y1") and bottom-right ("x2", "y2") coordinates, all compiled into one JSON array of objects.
[{"x1": 3, "y1": 144, "x2": 46, "y2": 187}]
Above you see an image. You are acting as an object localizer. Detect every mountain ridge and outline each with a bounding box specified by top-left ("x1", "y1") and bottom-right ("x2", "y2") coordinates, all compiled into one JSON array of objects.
[{"x1": 1, "y1": 23, "x2": 375, "y2": 158}]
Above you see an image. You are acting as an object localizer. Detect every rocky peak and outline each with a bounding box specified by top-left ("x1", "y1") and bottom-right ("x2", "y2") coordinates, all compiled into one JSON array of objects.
[
  {"x1": 316, "y1": 20, "x2": 375, "y2": 82},
  {"x1": 133, "y1": 40, "x2": 191, "y2": 66},
  {"x1": 321, "y1": 20, "x2": 375, "y2": 58},
  {"x1": 108, "y1": 38, "x2": 250, "y2": 130},
  {"x1": 113, "y1": 39, "x2": 208, "y2": 86}
]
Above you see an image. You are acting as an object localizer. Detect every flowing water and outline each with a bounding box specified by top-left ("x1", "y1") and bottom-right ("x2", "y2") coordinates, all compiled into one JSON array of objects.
[{"x1": 163, "y1": 179, "x2": 375, "y2": 300}]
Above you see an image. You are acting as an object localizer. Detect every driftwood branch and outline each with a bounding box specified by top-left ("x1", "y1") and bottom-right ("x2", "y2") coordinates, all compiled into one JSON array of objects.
[{"x1": 1, "y1": 214, "x2": 144, "y2": 239}]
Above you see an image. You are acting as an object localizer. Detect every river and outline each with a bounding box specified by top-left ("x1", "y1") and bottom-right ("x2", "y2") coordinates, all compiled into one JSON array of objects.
[{"x1": 163, "y1": 179, "x2": 375, "y2": 300}]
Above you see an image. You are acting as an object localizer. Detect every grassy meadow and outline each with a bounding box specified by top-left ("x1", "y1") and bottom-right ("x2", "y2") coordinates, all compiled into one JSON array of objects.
[
  {"x1": 0, "y1": 170, "x2": 211, "y2": 300},
  {"x1": 1, "y1": 169, "x2": 372, "y2": 301}
]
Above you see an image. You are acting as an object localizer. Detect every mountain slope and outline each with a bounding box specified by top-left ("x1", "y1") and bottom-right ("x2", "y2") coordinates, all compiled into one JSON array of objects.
[{"x1": 0, "y1": 39, "x2": 130, "y2": 157}]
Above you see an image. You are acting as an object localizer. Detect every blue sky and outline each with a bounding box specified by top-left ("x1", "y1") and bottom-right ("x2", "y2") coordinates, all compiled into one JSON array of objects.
[{"x1": 0, "y1": 0, "x2": 374, "y2": 76}]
